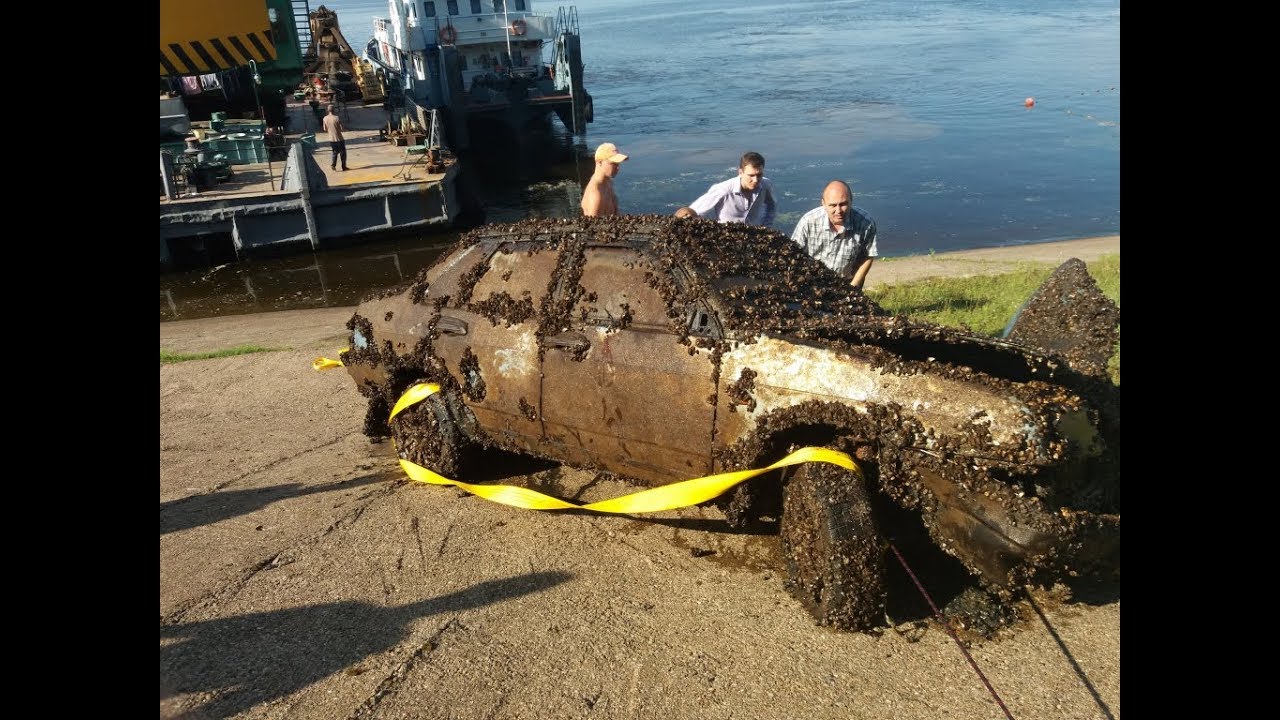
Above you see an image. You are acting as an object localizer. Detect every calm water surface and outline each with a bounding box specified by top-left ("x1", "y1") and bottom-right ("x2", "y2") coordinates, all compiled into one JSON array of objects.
[{"x1": 160, "y1": 0, "x2": 1119, "y2": 321}]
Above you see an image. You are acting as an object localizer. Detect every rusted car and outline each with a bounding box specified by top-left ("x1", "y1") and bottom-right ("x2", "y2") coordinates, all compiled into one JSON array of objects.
[{"x1": 340, "y1": 216, "x2": 1121, "y2": 632}]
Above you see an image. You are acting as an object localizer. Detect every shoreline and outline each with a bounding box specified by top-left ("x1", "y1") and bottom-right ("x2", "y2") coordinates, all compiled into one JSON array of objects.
[
  {"x1": 867, "y1": 234, "x2": 1118, "y2": 290},
  {"x1": 159, "y1": 234, "x2": 1119, "y2": 354}
]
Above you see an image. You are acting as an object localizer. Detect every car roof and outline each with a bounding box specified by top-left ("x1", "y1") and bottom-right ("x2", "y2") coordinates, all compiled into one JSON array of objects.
[{"x1": 455, "y1": 215, "x2": 885, "y2": 334}]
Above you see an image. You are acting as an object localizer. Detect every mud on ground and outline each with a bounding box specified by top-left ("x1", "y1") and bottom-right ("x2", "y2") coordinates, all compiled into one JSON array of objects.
[{"x1": 160, "y1": 238, "x2": 1120, "y2": 720}]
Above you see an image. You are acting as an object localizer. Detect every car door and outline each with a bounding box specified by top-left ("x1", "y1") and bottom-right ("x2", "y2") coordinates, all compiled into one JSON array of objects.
[
  {"x1": 432, "y1": 240, "x2": 558, "y2": 454},
  {"x1": 540, "y1": 245, "x2": 717, "y2": 486}
]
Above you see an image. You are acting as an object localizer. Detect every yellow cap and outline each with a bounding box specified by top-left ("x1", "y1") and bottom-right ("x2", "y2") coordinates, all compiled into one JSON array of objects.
[{"x1": 594, "y1": 142, "x2": 628, "y2": 163}]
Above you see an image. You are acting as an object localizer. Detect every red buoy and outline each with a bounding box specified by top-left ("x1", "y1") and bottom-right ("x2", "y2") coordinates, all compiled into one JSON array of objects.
[{"x1": 1025, "y1": 97, "x2": 1035, "y2": 108}]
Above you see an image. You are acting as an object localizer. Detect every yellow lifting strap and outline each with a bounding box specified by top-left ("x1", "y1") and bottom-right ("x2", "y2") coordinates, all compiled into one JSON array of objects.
[
  {"x1": 312, "y1": 349, "x2": 348, "y2": 371},
  {"x1": 399, "y1": 446, "x2": 859, "y2": 515},
  {"x1": 312, "y1": 356, "x2": 343, "y2": 371},
  {"x1": 389, "y1": 382, "x2": 862, "y2": 514},
  {"x1": 306, "y1": 369, "x2": 865, "y2": 514},
  {"x1": 389, "y1": 383, "x2": 441, "y2": 421}
]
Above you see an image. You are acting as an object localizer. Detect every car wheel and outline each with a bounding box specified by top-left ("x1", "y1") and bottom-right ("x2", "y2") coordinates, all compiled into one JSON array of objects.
[
  {"x1": 780, "y1": 460, "x2": 886, "y2": 631},
  {"x1": 390, "y1": 390, "x2": 472, "y2": 479}
]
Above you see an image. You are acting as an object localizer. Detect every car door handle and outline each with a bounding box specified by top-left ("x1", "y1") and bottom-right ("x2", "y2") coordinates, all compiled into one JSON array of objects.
[
  {"x1": 546, "y1": 332, "x2": 589, "y2": 352},
  {"x1": 437, "y1": 315, "x2": 468, "y2": 336}
]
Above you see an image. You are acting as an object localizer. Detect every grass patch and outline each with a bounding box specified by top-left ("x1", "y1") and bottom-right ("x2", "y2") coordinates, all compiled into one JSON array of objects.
[
  {"x1": 869, "y1": 254, "x2": 1120, "y2": 383},
  {"x1": 160, "y1": 345, "x2": 287, "y2": 364}
]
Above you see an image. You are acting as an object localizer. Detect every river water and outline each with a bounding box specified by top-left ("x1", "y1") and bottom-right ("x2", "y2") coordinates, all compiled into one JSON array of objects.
[{"x1": 160, "y1": 0, "x2": 1119, "y2": 321}]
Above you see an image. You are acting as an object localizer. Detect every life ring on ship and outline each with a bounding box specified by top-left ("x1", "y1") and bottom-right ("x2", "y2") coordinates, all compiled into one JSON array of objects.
[
  {"x1": 439, "y1": 25, "x2": 457, "y2": 44},
  {"x1": 511, "y1": 19, "x2": 527, "y2": 36}
]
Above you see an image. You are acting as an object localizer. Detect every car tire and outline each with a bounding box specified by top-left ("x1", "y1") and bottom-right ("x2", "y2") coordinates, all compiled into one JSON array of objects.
[
  {"x1": 780, "y1": 460, "x2": 886, "y2": 632},
  {"x1": 390, "y1": 389, "x2": 472, "y2": 479}
]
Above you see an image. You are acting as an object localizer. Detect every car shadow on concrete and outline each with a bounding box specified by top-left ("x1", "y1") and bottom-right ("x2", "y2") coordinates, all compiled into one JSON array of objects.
[
  {"x1": 159, "y1": 570, "x2": 574, "y2": 718},
  {"x1": 456, "y1": 446, "x2": 561, "y2": 482},
  {"x1": 560, "y1": 510, "x2": 781, "y2": 536},
  {"x1": 1024, "y1": 591, "x2": 1120, "y2": 720},
  {"x1": 159, "y1": 471, "x2": 396, "y2": 535}
]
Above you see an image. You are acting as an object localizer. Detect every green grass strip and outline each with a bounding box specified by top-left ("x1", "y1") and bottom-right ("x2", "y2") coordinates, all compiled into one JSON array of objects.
[
  {"x1": 160, "y1": 345, "x2": 287, "y2": 364},
  {"x1": 869, "y1": 255, "x2": 1119, "y2": 383}
]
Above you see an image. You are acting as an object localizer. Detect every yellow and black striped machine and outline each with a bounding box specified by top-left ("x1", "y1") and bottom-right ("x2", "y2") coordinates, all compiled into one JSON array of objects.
[{"x1": 159, "y1": 0, "x2": 277, "y2": 77}]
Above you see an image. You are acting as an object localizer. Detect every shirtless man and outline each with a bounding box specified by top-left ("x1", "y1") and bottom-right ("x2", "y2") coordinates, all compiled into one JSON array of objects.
[{"x1": 580, "y1": 142, "x2": 628, "y2": 216}]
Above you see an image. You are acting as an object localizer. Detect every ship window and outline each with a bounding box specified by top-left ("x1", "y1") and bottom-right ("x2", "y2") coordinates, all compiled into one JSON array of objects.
[
  {"x1": 492, "y1": 0, "x2": 505, "y2": 13},
  {"x1": 448, "y1": 0, "x2": 459, "y2": 15},
  {"x1": 458, "y1": 54, "x2": 468, "y2": 70},
  {"x1": 515, "y1": 0, "x2": 526, "y2": 10},
  {"x1": 470, "y1": 0, "x2": 482, "y2": 14},
  {"x1": 424, "y1": 2, "x2": 437, "y2": 17}
]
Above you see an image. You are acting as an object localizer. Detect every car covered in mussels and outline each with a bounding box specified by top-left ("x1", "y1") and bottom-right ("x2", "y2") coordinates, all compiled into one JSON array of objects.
[{"x1": 340, "y1": 215, "x2": 1120, "y2": 632}]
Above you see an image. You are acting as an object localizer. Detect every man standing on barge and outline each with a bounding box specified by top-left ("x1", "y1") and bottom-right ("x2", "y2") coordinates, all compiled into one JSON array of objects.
[
  {"x1": 322, "y1": 105, "x2": 349, "y2": 172},
  {"x1": 688, "y1": 151, "x2": 777, "y2": 227}
]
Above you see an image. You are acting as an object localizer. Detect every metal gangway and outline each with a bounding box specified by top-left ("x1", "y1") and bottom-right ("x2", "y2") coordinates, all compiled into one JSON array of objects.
[
  {"x1": 292, "y1": 0, "x2": 313, "y2": 55},
  {"x1": 555, "y1": 6, "x2": 580, "y2": 36}
]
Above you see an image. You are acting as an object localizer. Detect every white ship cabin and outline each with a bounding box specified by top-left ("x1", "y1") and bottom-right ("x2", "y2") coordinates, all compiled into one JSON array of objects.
[{"x1": 373, "y1": 0, "x2": 558, "y2": 90}]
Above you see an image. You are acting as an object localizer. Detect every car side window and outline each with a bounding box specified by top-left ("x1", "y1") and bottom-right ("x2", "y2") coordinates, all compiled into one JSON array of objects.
[
  {"x1": 463, "y1": 242, "x2": 559, "y2": 322},
  {"x1": 574, "y1": 247, "x2": 672, "y2": 330}
]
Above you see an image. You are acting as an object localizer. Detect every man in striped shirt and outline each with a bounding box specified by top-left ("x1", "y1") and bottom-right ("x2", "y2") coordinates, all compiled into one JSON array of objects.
[{"x1": 791, "y1": 180, "x2": 879, "y2": 290}]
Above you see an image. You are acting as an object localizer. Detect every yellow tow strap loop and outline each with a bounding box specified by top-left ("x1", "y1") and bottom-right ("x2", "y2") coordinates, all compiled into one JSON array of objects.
[
  {"x1": 312, "y1": 348, "x2": 348, "y2": 371},
  {"x1": 389, "y1": 383, "x2": 442, "y2": 422},
  {"x1": 400, "y1": 446, "x2": 858, "y2": 514},
  {"x1": 388, "y1": 382, "x2": 861, "y2": 514},
  {"x1": 302, "y1": 376, "x2": 862, "y2": 514}
]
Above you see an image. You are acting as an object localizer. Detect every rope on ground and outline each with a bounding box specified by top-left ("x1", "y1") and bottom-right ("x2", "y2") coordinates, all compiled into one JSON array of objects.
[{"x1": 888, "y1": 541, "x2": 1016, "y2": 720}]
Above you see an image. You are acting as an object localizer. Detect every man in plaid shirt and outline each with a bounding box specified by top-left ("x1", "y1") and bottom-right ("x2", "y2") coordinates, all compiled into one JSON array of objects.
[{"x1": 791, "y1": 180, "x2": 879, "y2": 291}]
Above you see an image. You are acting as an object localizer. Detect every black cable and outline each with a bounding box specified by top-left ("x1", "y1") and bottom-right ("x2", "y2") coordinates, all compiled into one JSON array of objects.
[{"x1": 887, "y1": 540, "x2": 1015, "y2": 720}]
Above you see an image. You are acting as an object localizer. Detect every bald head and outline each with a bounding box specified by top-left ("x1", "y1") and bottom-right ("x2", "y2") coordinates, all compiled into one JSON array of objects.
[
  {"x1": 822, "y1": 181, "x2": 852, "y2": 203},
  {"x1": 821, "y1": 181, "x2": 853, "y2": 229}
]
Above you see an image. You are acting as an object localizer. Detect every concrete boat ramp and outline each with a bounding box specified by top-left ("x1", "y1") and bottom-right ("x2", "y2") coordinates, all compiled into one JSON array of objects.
[{"x1": 160, "y1": 101, "x2": 460, "y2": 271}]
